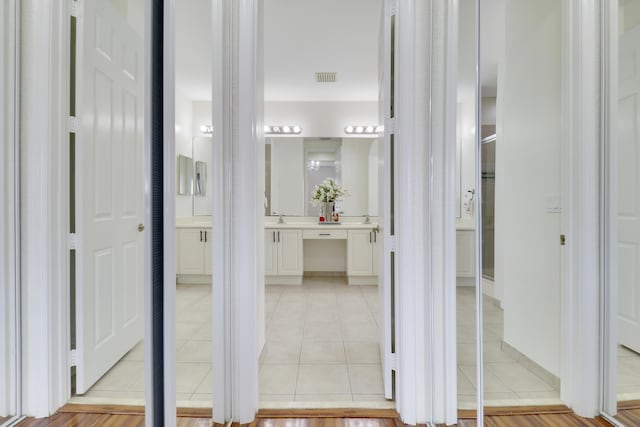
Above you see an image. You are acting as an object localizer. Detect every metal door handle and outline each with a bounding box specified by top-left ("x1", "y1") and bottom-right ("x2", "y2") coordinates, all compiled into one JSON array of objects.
[
  {"x1": 370, "y1": 232, "x2": 372, "y2": 243},
  {"x1": 200, "y1": 231, "x2": 203, "y2": 242},
  {"x1": 138, "y1": 223, "x2": 144, "y2": 232},
  {"x1": 204, "y1": 231, "x2": 207, "y2": 242},
  {"x1": 278, "y1": 231, "x2": 280, "y2": 242}
]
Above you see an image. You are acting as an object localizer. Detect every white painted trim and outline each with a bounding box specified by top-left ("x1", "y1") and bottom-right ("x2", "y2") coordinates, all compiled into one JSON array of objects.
[
  {"x1": 163, "y1": 1, "x2": 177, "y2": 425},
  {"x1": 20, "y1": 0, "x2": 71, "y2": 417},
  {"x1": 395, "y1": 0, "x2": 421, "y2": 423},
  {"x1": 441, "y1": 1, "x2": 459, "y2": 423},
  {"x1": 142, "y1": 1, "x2": 155, "y2": 426},
  {"x1": 561, "y1": 0, "x2": 602, "y2": 418},
  {"x1": 211, "y1": 0, "x2": 233, "y2": 422},
  {"x1": 473, "y1": 0, "x2": 484, "y2": 423},
  {"x1": 0, "y1": 0, "x2": 21, "y2": 418},
  {"x1": 600, "y1": 0, "x2": 619, "y2": 418},
  {"x1": 234, "y1": 0, "x2": 260, "y2": 422}
]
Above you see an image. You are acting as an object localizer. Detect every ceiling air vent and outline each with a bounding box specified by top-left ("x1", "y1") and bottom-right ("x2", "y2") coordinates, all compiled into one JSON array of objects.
[{"x1": 315, "y1": 72, "x2": 337, "y2": 83}]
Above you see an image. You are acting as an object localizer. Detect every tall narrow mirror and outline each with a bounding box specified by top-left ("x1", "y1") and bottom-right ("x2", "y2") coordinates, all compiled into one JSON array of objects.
[{"x1": 479, "y1": 0, "x2": 563, "y2": 412}]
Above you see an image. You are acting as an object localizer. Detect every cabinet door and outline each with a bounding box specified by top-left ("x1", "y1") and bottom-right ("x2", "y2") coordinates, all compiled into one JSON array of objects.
[
  {"x1": 204, "y1": 229, "x2": 213, "y2": 275},
  {"x1": 177, "y1": 228, "x2": 205, "y2": 275},
  {"x1": 264, "y1": 230, "x2": 278, "y2": 275},
  {"x1": 277, "y1": 229, "x2": 303, "y2": 276},
  {"x1": 456, "y1": 230, "x2": 475, "y2": 277},
  {"x1": 348, "y1": 230, "x2": 374, "y2": 276}
]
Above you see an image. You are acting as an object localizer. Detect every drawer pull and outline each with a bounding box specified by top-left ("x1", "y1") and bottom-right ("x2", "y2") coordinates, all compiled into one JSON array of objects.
[{"x1": 319, "y1": 233, "x2": 331, "y2": 236}]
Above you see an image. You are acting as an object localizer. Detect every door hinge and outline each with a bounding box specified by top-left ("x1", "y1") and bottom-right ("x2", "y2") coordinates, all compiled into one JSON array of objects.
[
  {"x1": 388, "y1": 353, "x2": 397, "y2": 371},
  {"x1": 388, "y1": 236, "x2": 397, "y2": 252},
  {"x1": 384, "y1": 117, "x2": 396, "y2": 134},
  {"x1": 387, "y1": 0, "x2": 397, "y2": 16},
  {"x1": 69, "y1": 349, "x2": 77, "y2": 367},
  {"x1": 69, "y1": 0, "x2": 79, "y2": 17},
  {"x1": 67, "y1": 233, "x2": 78, "y2": 250},
  {"x1": 560, "y1": 234, "x2": 566, "y2": 246},
  {"x1": 68, "y1": 116, "x2": 78, "y2": 133}
]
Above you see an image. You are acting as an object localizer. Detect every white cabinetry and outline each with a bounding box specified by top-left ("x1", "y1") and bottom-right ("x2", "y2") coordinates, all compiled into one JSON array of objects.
[
  {"x1": 347, "y1": 229, "x2": 379, "y2": 285},
  {"x1": 265, "y1": 229, "x2": 303, "y2": 285},
  {"x1": 456, "y1": 229, "x2": 475, "y2": 280},
  {"x1": 176, "y1": 227, "x2": 212, "y2": 278}
]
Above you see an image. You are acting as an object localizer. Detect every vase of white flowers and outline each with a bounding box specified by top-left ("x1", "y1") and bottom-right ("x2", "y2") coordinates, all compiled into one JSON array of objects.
[{"x1": 312, "y1": 178, "x2": 346, "y2": 223}]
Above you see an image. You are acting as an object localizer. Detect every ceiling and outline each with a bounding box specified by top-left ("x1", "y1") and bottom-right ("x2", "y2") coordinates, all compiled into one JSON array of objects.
[{"x1": 174, "y1": 0, "x2": 504, "y2": 103}]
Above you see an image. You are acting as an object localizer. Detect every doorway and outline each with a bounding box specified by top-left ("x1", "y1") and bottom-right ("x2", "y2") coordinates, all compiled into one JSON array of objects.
[{"x1": 259, "y1": 0, "x2": 392, "y2": 408}]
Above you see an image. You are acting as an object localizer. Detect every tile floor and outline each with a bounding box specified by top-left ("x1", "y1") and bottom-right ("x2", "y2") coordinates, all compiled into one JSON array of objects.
[
  {"x1": 457, "y1": 287, "x2": 562, "y2": 408},
  {"x1": 76, "y1": 283, "x2": 213, "y2": 406},
  {"x1": 73, "y1": 281, "x2": 640, "y2": 409},
  {"x1": 259, "y1": 276, "x2": 392, "y2": 408}
]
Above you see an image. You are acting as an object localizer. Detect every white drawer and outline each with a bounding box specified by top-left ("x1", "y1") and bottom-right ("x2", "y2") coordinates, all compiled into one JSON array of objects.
[{"x1": 302, "y1": 229, "x2": 348, "y2": 240}]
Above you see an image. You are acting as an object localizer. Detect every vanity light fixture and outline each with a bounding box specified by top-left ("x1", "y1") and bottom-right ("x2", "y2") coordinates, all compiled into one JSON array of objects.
[
  {"x1": 344, "y1": 125, "x2": 384, "y2": 135},
  {"x1": 306, "y1": 160, "x2": 320, "y2": 171},
  {"x1": 264, "y1": 125, "x2": 302, "y2": 135},
  {"x1": 200, "y1": 124, "x2": 213, "y2": 134}
]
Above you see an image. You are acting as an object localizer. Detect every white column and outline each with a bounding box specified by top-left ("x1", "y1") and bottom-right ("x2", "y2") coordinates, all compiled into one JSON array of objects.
[
  {"x1": 20, "y1": 0, "x2": 70, "y2": 417},
  {"x1": 211, "y1": 0, "x2": 262, "y2": 423},
  {"x1": 560, "y1": 0, "x2": 601, "y2": 417},
  {"x1": 394, "y1": 0, "x2": 458, "y2": 425}
]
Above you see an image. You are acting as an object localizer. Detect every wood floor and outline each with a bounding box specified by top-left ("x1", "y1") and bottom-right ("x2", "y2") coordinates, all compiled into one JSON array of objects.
[
  {"x1": 615, "y1": 400, "x2": 640, "y2": 425},
  {"x1": 12, "y1": 404, "x2": 618, "y2": 427}
]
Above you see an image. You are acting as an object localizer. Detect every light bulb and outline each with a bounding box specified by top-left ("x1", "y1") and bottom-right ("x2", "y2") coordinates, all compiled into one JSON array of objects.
[
  {"x1": 293, "y1": 126, "x2": 301, "y2": 133},
  {"x1": 345, "y1": 126, "x2": 354, "y2": 133},
  {"x1": 355, "y1": 126, "x2": 364, "y2": 133},
  {"x1": 366, "y1": 126, "x2": 374, "y2": 133}
]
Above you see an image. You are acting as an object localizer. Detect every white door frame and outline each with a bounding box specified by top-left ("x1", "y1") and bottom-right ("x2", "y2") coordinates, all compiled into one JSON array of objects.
[
  {"x1": 19, "y1": 0, "x2": 72, "y2": 417},
  {"x1": 600, "y1": 0, "x2": 619, "y2": 417},
  {"x1": 560, "y1": 0, "x2": 602, "y2": 417}
]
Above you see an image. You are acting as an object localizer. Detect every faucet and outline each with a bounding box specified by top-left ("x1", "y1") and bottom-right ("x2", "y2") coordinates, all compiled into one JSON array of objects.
[
  {"x1": 362, "y1": 214, "x2": 371, "y2": 224},
  {"x1": 278, "y1": 212, "x2": 285, "y2": 224}
]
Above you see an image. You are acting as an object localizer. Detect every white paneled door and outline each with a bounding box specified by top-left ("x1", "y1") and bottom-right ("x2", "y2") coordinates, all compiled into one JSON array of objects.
[
  {"x1": 618, "y1": 25, "x2": 640, "y2": 354},
  {"x1": 76, "y1": 0, "x2": 144, "y2": 393}
]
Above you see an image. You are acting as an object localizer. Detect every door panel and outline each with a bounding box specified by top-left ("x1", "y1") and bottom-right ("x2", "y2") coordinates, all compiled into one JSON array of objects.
[
  {"x1": 76, "y1": 0, "x2": 144, "y2": 394},
  {"x1": 618, "y1": 25, "x2": 640, "y2": 353},
  {"x1": 277, "y1": 230, "x2": 303, "y2": 276}
]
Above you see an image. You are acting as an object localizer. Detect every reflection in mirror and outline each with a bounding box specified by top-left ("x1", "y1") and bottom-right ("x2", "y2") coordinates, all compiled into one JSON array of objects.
[
  {"x1": 195, "y1": 161, "x2": 207, "y2": 196},
  {"x1": 177, "y1": 154, "x2": 193, "y2": 195},
  {"x1": 266, "y1": 137, "x2": 379, "y2": 217}
]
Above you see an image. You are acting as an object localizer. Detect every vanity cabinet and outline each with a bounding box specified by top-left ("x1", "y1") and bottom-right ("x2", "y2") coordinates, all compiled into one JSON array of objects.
[
  {"x1": 265, "y1": 229, "x2": 303, "y2": 284},
  {"x1": 177, "y1": 228, "x2": 212, "y2": 275},
  {"x1": 347, "y1": 229, "x2": 379, "y2": 285},
  {"x1": 456, "y1": 229, "x2": 475, "y2": 279}
]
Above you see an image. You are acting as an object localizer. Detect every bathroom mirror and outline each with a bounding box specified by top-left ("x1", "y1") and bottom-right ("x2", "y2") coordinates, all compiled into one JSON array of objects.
[
  {"x1": 266, "y1": 137, "x2": 379, "y2": 217},
  {"x1": 177, "y1": 154, "x2": 193, "y2": 195},
  {"x1": 195, "y1": 161, "x2": 207, "y2": 196}
]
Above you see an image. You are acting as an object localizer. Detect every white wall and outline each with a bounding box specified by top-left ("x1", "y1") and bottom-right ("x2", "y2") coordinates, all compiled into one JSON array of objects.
[
  {"x1": 495, "y1": 0, "x2": 562, "y2": 377},
  {"x1": 265, "y1": 101, "x2": 378, "y2": 137},
  {"x1": 340, "y1": 139, "x2": 371, "y2": 216},
  {"x1": 192, "y1": 100, "x2": 212, "y2": 138},
  {"x1": 175, "y1": 93, "x2": 194, "y2": 218},
  {"x1": 457, "y1": 99, "x2": 476, "y2": 221}
]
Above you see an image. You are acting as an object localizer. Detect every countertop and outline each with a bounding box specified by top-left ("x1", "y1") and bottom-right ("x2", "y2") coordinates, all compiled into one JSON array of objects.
[{"x1": 176, "y1": 216, "x2": 475, "y2": 231}]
